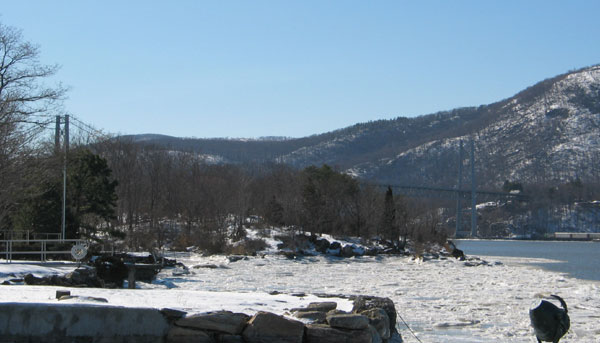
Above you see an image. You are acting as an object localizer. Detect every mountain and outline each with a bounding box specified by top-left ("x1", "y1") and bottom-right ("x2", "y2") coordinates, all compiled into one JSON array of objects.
[{"x1": 127, "y1": 64, "x2": 600, "y2": 189}]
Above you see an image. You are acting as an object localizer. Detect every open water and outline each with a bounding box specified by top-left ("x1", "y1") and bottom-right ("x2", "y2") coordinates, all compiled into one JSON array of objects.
[{"x1": 455, "y1": 239, "x2": 600, "y2": 281}]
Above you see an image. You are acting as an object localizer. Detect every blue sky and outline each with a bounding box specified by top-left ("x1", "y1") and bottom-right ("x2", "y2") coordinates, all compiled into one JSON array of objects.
[{"x1": 2, "y1": 1, "x2": 599, "y2": 138}]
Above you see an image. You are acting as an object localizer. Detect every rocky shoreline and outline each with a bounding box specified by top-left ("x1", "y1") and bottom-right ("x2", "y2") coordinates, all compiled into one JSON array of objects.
[{"x1": 0, "y1": 293, "x2": 402, "y2": 343}]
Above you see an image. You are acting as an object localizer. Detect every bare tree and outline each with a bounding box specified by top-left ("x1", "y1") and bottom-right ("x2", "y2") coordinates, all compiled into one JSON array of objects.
[{"x1": 0, "y1": 22, "x2": 65, "y2": 227}]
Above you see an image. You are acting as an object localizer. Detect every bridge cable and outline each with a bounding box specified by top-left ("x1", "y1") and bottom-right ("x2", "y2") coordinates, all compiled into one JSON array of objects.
[{"x1": 397, "y1": 311, "x2": 424, "y2": 343}]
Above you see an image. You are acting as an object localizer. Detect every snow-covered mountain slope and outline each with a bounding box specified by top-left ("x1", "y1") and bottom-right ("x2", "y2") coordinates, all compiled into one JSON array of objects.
[
  {"x1": 293, "y1": 64, "x2": 600, "y2": 188},
  {"x1": 128, "y1": 65, "x2": 600, "y2": 188}
]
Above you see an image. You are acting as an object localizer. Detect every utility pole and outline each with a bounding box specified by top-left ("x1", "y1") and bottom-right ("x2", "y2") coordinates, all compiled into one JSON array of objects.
[
  {"x1": 61, "y1": 115, "x2": 69, "y2": 241},
  {"x1": 455, "y1": 140, "x2": 463, "y2": 236},
  {"x1": 470, "y1": 138, "x2": 477, "y2": 237}
]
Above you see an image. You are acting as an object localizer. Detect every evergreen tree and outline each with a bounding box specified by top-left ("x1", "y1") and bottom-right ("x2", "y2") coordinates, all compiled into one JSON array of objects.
[
  {"x1": 12, "y1": 149, "x2": 118, "y2": 240},
  {"x1": 380, "y1": 186, "x2": 397, "y2": 246}
]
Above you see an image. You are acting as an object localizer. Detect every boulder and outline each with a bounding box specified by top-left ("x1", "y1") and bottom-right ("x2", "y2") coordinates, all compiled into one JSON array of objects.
[
  {"x1": 167, "y1": 326, "x2": 215, "y2": 343},
  {"x1": 292, "y1": 302, "x2": 337, "y2": 313},
  {"x1": 329, "y1": 242, "x2": 342, "y2": 250},
  {"x1": 227, "y1": 255, "x2": 247, "y2": 263},
  {"x1": 176, "y1": 311, "x2": 249, "y2": 335},
  {"x1": 293, "y1": 311, "x2": 327, "y2": 323},
  {"x1": 242, "y1": 311, "x2": 304, "y2": 343},
  {"x1": 341, "y1": 245, "x2": 356, "y2": 257},
  {"x1": 305, "y1": 324, "x2": 375, "y2": 343},
  {"x1": 160, "y1": 308, "x2": 187, "y2": 322},
  {"x1": 315, "y1": 239, "x2": 331, "y2": 253},
  {"x1": 66, "y1": 268, "x2": 102, "y2": 287},
  {"x1": 307, "y1": 301, "x2": 338, "y2": 312},
  {"x1": 361, "y1": 308, "x2": 390, "y2": 340},
  {"x1": 352, "y1": 296, "x2": 397, "y2": 331},
  {"x1": 23, "y1": 273, "x2": 43, "y2": 285},
  {"x1": 218, "y1": 334, "x2": 245, "y2": 343},
  {"x1": 327, "y1": 314, "x2": 369, "y2": 330}
]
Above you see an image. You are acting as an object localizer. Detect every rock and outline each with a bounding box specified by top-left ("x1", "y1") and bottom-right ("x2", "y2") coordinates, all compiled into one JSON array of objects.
[
  {"x1": 361, "y1": 308, "x2": 390, "y2": 340},
  {"x1": 341, "y1": 245, "x2": 357, "y2": 257},
  {"x1": 292, "y1": 301, "x2": 337, "y2": 313},
  {"x1": 315, "y1": 239, "x2": 331, "y2": 253},
  {"x1": 451, "y1": 248, "x2": 465, "y2": 259},
  {"x1": 291, "y1": 292, "x2": 306, "y2": 297},
  {"x1": 66, "y1": 268, "x2": 102, "y2": 287},
  {"x1": 305, "y1": 324, "x2": 374, "y2": 343},
  {"x1": 176, "y1": 311, "x2": 249, "y2": 335},
  {"x1": 227, "y1": 255, "x2": 247, "y2": 263},
  {"x1": 217, "y1": 334, "x2": 245, "y2": 343},
  {"x1": 280, "y1": 251, "x2": 298, "y2": 259},
  {"x1": 23, "y1": 273, "x2": 42, "y2": 285},
  {"x1": 56, "y1": 290, "x2": 71, "y2": 299},
  {"x1": 242, "y1": 311, "x2": 304, "y2": 343},
  {"x1": 307, "y1": 301, "x2": 338, "y2": 312},
  {"x1": 192, "y1": 264, "x2": 221, "y2": 269},
  {"x1": 167, "y1": 326, "x2": 215, "y2": 343},
  {"x1": 327, "y1": 313, "x2": 370, "y2": 330},
  {"x1": 329, "y1": 242, "x2": 342, "y2": 250},
  {"x1": 1, "y1": 281, "x2": 10, "y2": 285},
  {"x1": 352, "y1": 296, "x2": 397, "y2": 331},
  {"x1": 293, "y1": 311, "x2": 327, "y2": 323},
  {"x1": 368, "y1": 325, "x2": 383, "y2": 343},
  {"x1": 161, "y1": 308, "x2": 187, "y2": 322},
  {"x1": 327, "y1": 309, "x2": 350, "y2": 316}
]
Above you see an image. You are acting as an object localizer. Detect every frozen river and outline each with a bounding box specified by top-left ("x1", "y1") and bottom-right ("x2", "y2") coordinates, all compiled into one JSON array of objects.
[
  {"x1": 1, "y1": 242, "x2": 599, "y2": 342},
  {"x1": 155, "y1": 250, "x2": 599, "y2": 342}
]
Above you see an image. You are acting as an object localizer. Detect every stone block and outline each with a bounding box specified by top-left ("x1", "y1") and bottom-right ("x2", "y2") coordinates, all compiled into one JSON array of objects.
[
  {"x1": 305, "y1": 324, "x2": 373, "y2": 343},
  {"x1": 327, "y1": 314, "x2": 369, "y2": 330},
  {"x1": 176, "y1": 311, "x2": 249, "y2": 335},
  {"x1": 242, "y1": 311, "x2": 304, "y2": 343}
]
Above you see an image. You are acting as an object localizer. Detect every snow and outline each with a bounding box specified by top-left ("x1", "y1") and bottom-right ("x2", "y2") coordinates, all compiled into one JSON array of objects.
[{"x1": 1, "y1": 251, "x2": 599, "y2": 342}]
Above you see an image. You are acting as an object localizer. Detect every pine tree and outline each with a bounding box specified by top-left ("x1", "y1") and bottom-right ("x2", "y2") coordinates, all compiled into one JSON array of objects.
[{"x1": 380, "y1": 186, "x2": 397, "y2": 247}]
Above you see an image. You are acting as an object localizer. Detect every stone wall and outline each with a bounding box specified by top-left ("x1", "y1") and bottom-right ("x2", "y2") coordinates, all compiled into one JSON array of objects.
[{"x1": 0, "y1": 296, "x2": 401, "y2": 343}]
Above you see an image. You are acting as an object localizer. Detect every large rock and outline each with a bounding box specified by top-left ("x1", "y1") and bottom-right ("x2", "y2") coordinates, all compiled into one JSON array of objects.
[
  {"x1": 361, "y1": 308, "x2": 390, "y2": 340},
  {"x1": 175, "y1": 311, "x2": 249, "y2": 335},
  {"x1": 218, "y1": 334, "x2": 245, "y2": 343},
  {"x1": 66, "y1": 267, "x2": 103, "y2": 287},
  {"x1": 341, "y1": 245, "x2": 356, "y2": 258},
  {"x1": 305, "y1": 324, "x2": 375, "y2": 343},
  {"x1": 315, "y1": 238, "x2": 331, "y2": 253},
  {"x1": 293, "y1": 310, "x2": 327, "y2": 323},
  {"x1": 167, "y1": 326, "x2": 215, "y2": 343},
  {"x1": 352, "y1": 296, "x2": 397, "y2": 330},
  {"x1": 242, "y1": 311, "x2": 304, "y2": 343},
  {"x1": 327, "y1": 314, "x2": 370, "y2": 330},
  {"x1": 293, "y1": 302, "x2": 337, "y2": 313}
]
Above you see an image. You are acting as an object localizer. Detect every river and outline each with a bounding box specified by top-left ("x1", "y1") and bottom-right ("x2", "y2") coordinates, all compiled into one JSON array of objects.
[{"x1": 455, "y1": 239, "x2": 600, "y2": 281}]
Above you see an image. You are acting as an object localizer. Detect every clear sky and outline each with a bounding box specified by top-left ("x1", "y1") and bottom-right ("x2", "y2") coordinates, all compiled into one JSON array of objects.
[{"x1": 2, "y1": 1, "x2": 599, "y2": 138}]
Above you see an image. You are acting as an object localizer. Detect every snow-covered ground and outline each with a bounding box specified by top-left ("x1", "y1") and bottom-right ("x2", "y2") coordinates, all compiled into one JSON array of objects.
[{"x1": 1, "y1": 250, "x2": 599, "y2": 342}]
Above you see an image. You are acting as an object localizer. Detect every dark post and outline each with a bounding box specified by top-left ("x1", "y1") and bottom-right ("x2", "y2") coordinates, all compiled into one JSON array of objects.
[
  {"x1": 455, "y1": 140, "x2": 463, "y2": 236},
  {"x1": 470, "y1": 138, "x2": 477, "y2": 237}
]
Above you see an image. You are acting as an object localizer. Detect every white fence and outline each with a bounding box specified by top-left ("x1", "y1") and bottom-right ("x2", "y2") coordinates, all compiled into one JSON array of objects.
[{"x1": 1, "y1": 238, "x2": 86, "y2": 262}]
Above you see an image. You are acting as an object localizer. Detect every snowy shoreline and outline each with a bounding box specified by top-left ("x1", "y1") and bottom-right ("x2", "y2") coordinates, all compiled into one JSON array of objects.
[{"x1": 1, "y1": 253, "x2": 599, "y2": 342}]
